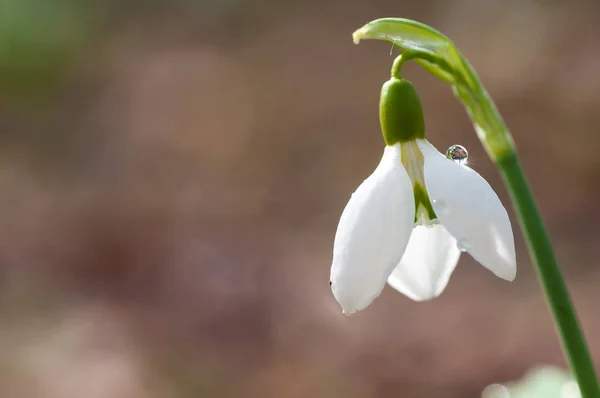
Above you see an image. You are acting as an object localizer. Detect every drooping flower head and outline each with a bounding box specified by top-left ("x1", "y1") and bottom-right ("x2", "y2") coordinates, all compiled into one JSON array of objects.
[{"x1": 330, "y1": 61, "x2": 516, "y2": 315}]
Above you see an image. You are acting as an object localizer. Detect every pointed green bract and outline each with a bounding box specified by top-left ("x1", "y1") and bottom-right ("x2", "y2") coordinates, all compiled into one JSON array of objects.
[
  {"x1": 379, "y1": 78, "x2": 424, "y2": 145},
  {"x1": 353, "y1": 18, "x2": 515, "y2": 161}
]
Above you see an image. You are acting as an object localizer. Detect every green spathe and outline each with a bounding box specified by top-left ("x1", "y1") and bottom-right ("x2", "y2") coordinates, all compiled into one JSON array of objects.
[{"x1": 379, "y1": 78, "x2": 424, "y2": 145}]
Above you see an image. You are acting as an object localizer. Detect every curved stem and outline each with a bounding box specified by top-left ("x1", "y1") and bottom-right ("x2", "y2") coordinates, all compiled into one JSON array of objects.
[
  {"x1": 498, "y1": 152, "x2": 600, "y2": 397},
  {"x1": 390, "y1": 52, "x2": 416, "y2": 79}
]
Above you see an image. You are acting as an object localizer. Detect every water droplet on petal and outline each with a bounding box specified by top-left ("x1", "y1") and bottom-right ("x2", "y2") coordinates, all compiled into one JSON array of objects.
[
  {"x1": 446, "y1": 144, "x2": 468, "y2": 164},
  {"x1": 457, "y1": 238, "x2": 470, "y2": 252}
]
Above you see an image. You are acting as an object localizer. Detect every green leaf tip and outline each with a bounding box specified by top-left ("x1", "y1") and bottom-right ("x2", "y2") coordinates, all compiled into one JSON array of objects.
[{"x1": 352, "y1": 18, "x2": 450, "y2": 54}]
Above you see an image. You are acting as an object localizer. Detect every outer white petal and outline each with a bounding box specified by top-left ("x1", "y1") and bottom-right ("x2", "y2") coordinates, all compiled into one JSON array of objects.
[
  {"x1": 417, "y1": 139, "x2": 516, "y2": 281},
  {"x1": 387, "y1": 224, "x2": 461, "y2": 301},
  {"x1": 330, "y1": 144, "x2": 415, "y2": 315}
]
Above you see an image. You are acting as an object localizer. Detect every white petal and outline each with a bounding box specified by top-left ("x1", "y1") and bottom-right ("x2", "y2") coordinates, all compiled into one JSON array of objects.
[
  {"x1": 330, "y1": 144, "x2": 415, "y2": 315},
  {"x1": 387, "y1": 224, "x2": 461, "y2": 301},
  {"x1": 417, "y1": 139, "x2": 516, "y2": 281}
]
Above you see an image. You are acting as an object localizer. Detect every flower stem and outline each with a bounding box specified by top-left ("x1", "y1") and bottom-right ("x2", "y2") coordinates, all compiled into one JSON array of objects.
[{"x1": 498, "y1": 152, "x2": 600, "y2": 397}]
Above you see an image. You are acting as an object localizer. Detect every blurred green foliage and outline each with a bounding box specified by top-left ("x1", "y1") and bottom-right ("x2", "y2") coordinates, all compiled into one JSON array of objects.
[{"x1": 0, "y1": 0, "x2": 92, "y2": 97}]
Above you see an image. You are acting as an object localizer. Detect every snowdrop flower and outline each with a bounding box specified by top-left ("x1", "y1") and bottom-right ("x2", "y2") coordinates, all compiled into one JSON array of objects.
[{"x1": 330, "y1": 77, "x2": 516, "y2": 315}]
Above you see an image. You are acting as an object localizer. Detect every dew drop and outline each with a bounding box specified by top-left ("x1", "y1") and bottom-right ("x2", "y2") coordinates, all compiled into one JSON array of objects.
[
  {"x1": 457, "y1": 239, "x2": 470, "y2": 252},
  {"x1": 446, "y1": 144, "x2": 468, "y2": 164}
]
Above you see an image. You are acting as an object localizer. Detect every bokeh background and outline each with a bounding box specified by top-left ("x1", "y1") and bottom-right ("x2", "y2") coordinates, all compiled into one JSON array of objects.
[{"x1": 0, "y1": 0, "x2": 599, "y2": 397}]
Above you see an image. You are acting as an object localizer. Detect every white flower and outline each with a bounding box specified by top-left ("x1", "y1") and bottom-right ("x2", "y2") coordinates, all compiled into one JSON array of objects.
[{"x1": 330, "y1": 139, "x2": 516, "y2": 315}]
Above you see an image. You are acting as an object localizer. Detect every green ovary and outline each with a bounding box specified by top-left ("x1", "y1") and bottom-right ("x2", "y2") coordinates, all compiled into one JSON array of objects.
[{"x1": 379, "y1": 78, "x2": 425, "y2": 145}]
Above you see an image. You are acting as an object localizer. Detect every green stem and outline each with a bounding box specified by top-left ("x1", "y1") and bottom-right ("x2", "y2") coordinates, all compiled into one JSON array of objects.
[
  {"x1": 390, "y1": 52, "x2": 416, "y2": 79},
  {"x1": 498, "y1": 152, "x2": 600, "y2": 397}
]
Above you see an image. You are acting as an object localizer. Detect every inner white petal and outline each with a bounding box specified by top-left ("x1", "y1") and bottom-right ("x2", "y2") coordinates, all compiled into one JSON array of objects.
[
  {"x1": 399, "y1": 140, "x2": 435, "y2": 225},
  {"x1": 387, "y1": 224, "x2": 461, "y2": 301}
]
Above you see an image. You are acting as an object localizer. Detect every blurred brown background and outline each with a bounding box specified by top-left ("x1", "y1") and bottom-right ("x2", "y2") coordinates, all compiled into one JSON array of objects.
[{"x1": 0, "y1": 0, "x2": 599, "y2": 397}]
